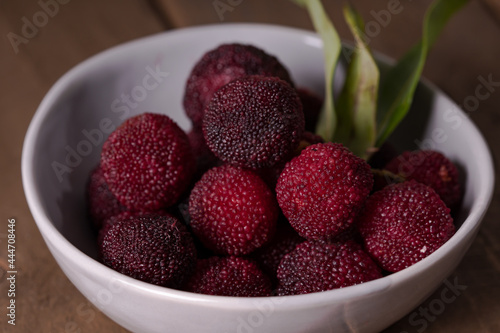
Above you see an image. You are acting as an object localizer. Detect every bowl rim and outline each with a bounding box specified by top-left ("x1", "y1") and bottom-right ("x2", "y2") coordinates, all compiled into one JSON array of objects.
[{"x1": 21, "y1": 23, "x2": 496, "y2": 311}]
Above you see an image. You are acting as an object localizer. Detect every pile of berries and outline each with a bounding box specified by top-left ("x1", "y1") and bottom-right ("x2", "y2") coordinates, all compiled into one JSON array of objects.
[{"x1": 88, "y1": 43, "x2": 461, "y2": 297}]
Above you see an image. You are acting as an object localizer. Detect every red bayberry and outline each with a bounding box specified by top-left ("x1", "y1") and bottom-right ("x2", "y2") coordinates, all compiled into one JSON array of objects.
[
  {"x1": 357, "y1": 180, "x2": 455, "y2": 272},
  {"x1": 101, "y1": 113, "x2": 194, "y2": 211},
  {"x1": 203, "y1": 75, "x2": 304, "y2": 170},
  {"x1": 385, "y1": 150, "x2": 461, "y2": 209},
  {"x1": 189, "y1": 164, "x2": 278, "y2": 255},
  {"x1": 100, "y1": 213, "x2": 196, "y2": 288},
  {"x1": 276, "y1": 142, "x2": 373, "y2": 241}
]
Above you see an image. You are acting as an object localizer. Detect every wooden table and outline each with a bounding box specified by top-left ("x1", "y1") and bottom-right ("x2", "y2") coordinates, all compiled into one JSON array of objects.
[{"x1": 1, "y1": 0, "x2": 499, "y2": 332}]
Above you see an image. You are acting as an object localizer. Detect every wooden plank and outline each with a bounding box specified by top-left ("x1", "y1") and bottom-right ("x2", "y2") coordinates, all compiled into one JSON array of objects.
[
  {"x1": 0, "y1": 0, "x2": 167, "y2": 332},
  {"x1": 152, "y1": 0, "x2": 430, "y2": 59}
]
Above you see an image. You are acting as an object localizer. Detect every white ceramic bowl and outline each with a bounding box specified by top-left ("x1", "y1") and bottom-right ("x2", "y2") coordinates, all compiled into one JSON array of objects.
[{"x1": 22, "y1": 24, "x2": 494, "y2": 333}]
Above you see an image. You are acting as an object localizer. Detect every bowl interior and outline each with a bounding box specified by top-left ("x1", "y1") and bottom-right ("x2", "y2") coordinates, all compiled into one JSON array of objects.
[{"x1": 23, "y1": 24, "x2": 493, "y2": 291}]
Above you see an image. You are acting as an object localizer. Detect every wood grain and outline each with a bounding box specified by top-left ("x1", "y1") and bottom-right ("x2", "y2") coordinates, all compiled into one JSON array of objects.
[{"x1": 1, "y1": 0, "x2": 499, "y2": 332}]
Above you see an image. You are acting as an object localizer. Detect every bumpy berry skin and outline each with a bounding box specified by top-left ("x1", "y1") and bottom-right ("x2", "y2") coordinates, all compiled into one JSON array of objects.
[
  {"x1": 189, "y1": 165, "x2": 278, "y2": 255},
  {"x1": 357, "y1": 180, "x2": 455, "y2": 273},
  {"x1": 87, "y1": 165, "x2": 126, "y2": 229},
  {"x1": 276, "y1": 143, "x2": 373, "y2": 241},
  {"x1": 276, "y1": 240, "x2": 382, "y2": 295},
  {"x1": 185, "y1": 256, "x2": 272, "y2": 297},
  {"x1": 184, "y1": 43, "x2": 293, "y2": 126},
  {"x1": 97, "y1": 210, "x2": 172, "y2": 247},
  {"x1": 100, "y1": 213, "x2": 196, "y2": 288},
  {"x1": 385, "y1": 150, "x2": 461, "y2": 209},
  {"x1": 101, "y1": 113, "x2": 195, "y2": 211},
  {"x1": 97, "y1": 211, "x2": 135, "y2": 248},
  {"x1": 203, "y1": 76, "x2": 304, "y2": 170}
]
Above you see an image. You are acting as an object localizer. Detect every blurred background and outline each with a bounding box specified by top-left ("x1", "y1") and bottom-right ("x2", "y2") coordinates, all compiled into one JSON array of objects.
[{"x1": 1, "y1": 0, "x2": 499, "y2": 332}]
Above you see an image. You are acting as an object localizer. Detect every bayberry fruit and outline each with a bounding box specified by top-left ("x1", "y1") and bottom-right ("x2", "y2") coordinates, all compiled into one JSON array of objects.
[
  {"x1": 357, "y1": 180, "x2": 455, "y2": 272},
  {"x1": 189, "y1": 164, "x2": 278, "y2": 255},
  {"x1": 385, "y1": 150, "x2": 461, "y2": 209},
  {"x1": 277, "y1": 240, "x2": 382, "y2": 295},
  {"x1": 100, "y1": 213, "x2": 196, "y2": 288},
  {"x1": 276, "y1": 142, "x2": 373, "y2": 241},
  {"x1": 185, "y1": 256, "x2": 271, "y2": 297},
  {"x1": 101, "y1": 113, "x2": 194, "y2": 211},
  {"x1": 184, "y1": 43, "x2": 293, "y2": 125},
  {"x1": 203, "y1": 75, "x2": 304, "y2": 170}
]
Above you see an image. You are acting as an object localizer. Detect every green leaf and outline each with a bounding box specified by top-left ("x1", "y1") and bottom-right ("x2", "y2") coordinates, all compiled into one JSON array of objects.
[
  {"x1": 291, "y1": 0, "x2": 342, "y2": 142},
  {"x1": 335, "y1": 4, "x2": 379, "y2": 159},
  {"x1": 376, "y1": 0, "x2": 469, "y2": 146}
]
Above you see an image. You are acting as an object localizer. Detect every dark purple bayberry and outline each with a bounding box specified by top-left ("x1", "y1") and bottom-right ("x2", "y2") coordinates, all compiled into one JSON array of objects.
[
  {"x1": 184, "y1": 43, "x2": 293, "y2": 125},
  {"x1": 276, "y1": 240, "x2": 382, "y2": 295},
  {"x1": 100, "y1": 213, "x2": 196, "y2": 288},
  {"x1": 203, "y1": 75, "x2": 304, "y2": 170},
  {"x1": 185, "y1": 256, "x2": 272, "y2": 297}
]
